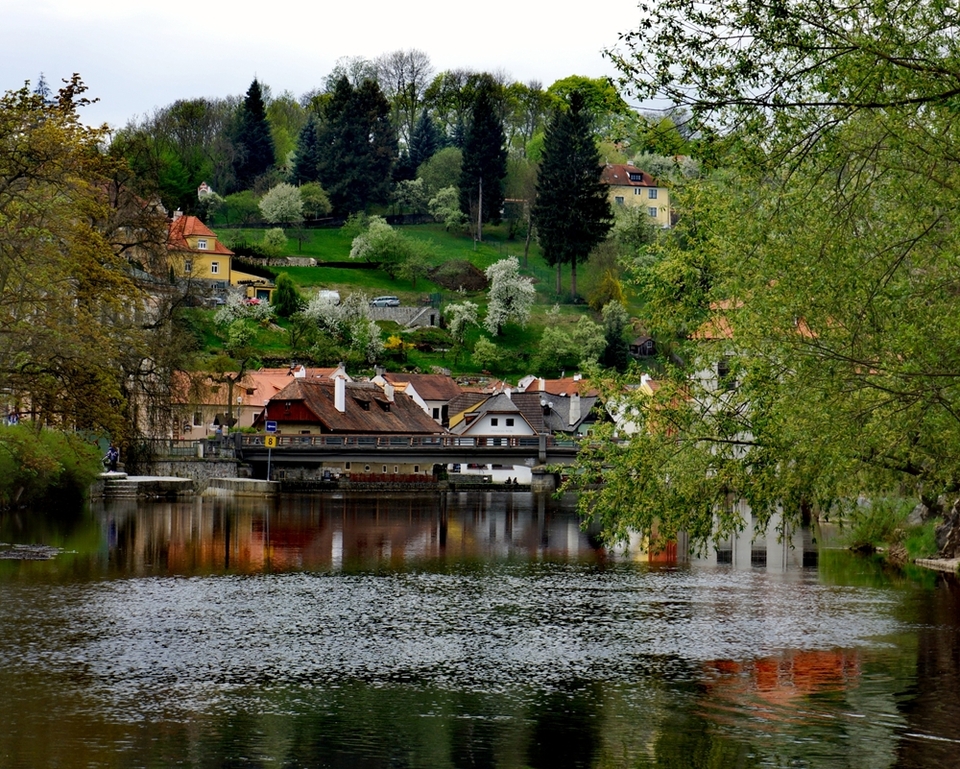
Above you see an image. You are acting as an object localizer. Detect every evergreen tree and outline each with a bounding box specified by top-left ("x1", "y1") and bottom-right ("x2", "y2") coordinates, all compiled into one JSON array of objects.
[
  {"x1": 458, "y1": 82, "x2": 507, "y2": 240},
  {"x1": 316, "y1": 77, "x2": 397, "y2": 215},
  {"x1": 408, "y1": 110, "x2": 442, "y2": 170},
  {"x1": 233, "y1": 79, "x2": 275, "y2": 189},
  {"x1": 532, "y1": 91, "x2": 613, "y2": 298},
  {"x1": 292, "y1": 114, "x2": 321, "y2": 184}
]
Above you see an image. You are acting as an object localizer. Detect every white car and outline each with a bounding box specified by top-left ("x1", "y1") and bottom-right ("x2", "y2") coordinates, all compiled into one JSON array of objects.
[{"x1": 370, "y1": 296, "x2": 400, "y2": 307}]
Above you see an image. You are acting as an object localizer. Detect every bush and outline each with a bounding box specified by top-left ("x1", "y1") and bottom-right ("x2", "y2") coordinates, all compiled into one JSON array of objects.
[{"x1": 0, "y1": 426, "x2": 102, "y2": 507}]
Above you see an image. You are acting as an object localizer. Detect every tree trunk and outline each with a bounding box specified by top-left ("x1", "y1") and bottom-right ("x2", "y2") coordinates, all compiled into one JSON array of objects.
[
  {"x1": 555, "y1": 263, "x2": 562, "y2": 295},
  {"x1": 571, "y1": 259, "x2": 578, "y2": 299}
]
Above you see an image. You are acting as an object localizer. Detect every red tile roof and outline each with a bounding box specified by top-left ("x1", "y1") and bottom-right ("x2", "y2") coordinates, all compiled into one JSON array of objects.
[
  {"x1": 168, "y1": 215, "x2": 234, "y2": 256},
  {"x1": 381, "y1": 373, "x2": 463, "y2": 402}
]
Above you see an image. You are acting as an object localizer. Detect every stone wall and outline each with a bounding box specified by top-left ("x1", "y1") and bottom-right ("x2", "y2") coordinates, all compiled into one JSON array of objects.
[{"x1": 146, "y1": 458, "x2": 245, "y2": 490}]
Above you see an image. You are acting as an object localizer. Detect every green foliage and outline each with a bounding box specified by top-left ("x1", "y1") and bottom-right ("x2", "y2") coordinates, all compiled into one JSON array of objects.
[
  {"x1": 459, "y1": 81, "x2": 508, "y2": 234},
  {"x1": 272, "y1": 273, "x2": 302, "y2": 319},
  {"x1": 220, "y1": 190, "x2": 261, "y2": 226},
  {"x1": 842, "y1": 499, "x2": 915, "y2": 552},
  {"x1": 234, "y1": 79, "x2": 275, "y2": 189},
  {"x1": 349, "y1": 216, "x2": 435, "y2": 280},
  {"x1": 261, "y1": 228, "x2": 287, "y2": 257},
  {"x1": 317, "y1": 77, "x2": 397, "y2": 214},
  {"x1": 299, "y1": 182, "x2": 331, "y2": 218},
  {"x1": 532, "y1": 90, "x2": 613, "y2": 297},
  {"x1": 428, "y1": 186, "x2": 467, "y2": 231},
  {"x1": 472, "y1": 336, "x2": 500, "y2": 372},
  {"x1": 418, "y1": 147, "x2": 462, "y2": 197},
  {"x1": 0, "y1": 426, "x2": 102, "y2": 507},
  {"x1": 293, "y1": 114, "x2": 322, "y2": 184}
]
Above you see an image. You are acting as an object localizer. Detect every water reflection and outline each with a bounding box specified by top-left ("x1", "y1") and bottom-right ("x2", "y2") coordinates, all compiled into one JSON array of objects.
[{"x1": 1, "y1": 494, "x2": 959, "y2": 768}]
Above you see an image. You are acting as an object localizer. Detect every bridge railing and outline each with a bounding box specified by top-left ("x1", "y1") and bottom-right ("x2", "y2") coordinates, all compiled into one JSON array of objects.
[{"x1": 238, "y1": 434, "x2": 575, "y2": 450}]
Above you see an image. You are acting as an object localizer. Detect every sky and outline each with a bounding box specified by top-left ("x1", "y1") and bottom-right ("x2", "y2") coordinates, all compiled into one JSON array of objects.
[{"x1": 3, "y1": 0, "x2": 644, "y2": 129}]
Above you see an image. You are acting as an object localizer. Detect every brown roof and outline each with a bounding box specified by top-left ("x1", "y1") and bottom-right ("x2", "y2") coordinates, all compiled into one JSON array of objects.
[
  {"x1": 381, "y1": 372, "x2": 462, "y2": 401},
  {"x1": 168, "y1": 215, "x2": 234, "y2": 256},
  {"x1": 265, "y1": 379, "x2": 445, "y2": 434},
  {"x1": 600, "y1": 163, "x2": 660, "y2": 188}
]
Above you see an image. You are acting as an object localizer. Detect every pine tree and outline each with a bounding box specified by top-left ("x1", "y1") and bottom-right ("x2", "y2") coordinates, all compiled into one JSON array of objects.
[
  {"x1": 532, "y1": 91, "x2": 613, "y2": 298},
  {"x1": 458, "y1": 83, "x2": 507, "y2": 241},
  {"x1": 233, "y1": 79, "x2": 275, "y2": 190},
  {"x1": 316, "y1": 77, "x2": 397, "y2": 215},
  {"x1": 408, "y1": 110, "x2": 442, "y2": 171},
  {"x1": 293, "y1": 114, "x2": 321, "y2": 184}
]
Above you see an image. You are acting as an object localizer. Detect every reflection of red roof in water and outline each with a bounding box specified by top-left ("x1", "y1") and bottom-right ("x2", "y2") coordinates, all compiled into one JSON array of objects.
[{"x1": 701, "y1": 650, "x2": 862, "y2": 718}]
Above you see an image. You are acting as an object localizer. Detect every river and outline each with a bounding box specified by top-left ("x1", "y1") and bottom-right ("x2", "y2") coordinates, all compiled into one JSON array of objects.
[{"x1": 1, "y1": 491, "x2": 958, "y2": 768}]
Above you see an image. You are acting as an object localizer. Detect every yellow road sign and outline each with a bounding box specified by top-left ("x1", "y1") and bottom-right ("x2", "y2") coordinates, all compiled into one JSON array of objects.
[{"x1": 264, "y1": 435, "x2": 277, "y2": 448}]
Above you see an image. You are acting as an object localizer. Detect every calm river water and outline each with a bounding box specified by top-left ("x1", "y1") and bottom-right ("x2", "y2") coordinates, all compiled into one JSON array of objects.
[{"x1": 1, "y1": 491, "x2": 959, "y2": 768}]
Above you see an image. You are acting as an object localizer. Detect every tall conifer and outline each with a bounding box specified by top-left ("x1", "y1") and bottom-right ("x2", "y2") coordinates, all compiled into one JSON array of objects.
[
  {"x1": 458, "y1": 82, "x2": 507, "y2": 240},
  {"x1": 532, "y1": 91, "x2": 613, "y2": 297},
  {"x1": 234, "y1": 79, "x2": 275, "y2": 189}
]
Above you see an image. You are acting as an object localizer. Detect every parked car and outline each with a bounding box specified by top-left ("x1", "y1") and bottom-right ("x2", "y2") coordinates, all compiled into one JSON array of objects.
[{"x1": 370, "y1": 295, "x2": 400, "y2": 307}]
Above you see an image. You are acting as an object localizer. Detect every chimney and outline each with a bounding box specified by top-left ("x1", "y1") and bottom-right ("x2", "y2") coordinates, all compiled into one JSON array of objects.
[
  {"x1": 569, "y1": 392, "x2": 581, "y2": 426},
  {"x1": 383, "y1": 382, "x2": 395, "y2": 402},
  {"x1": 504, "y1": 386, "x2": 511, "y2": 400},
  {"x1": 538, "y1": 377, "x2": 545, "y2": 392},
  {"x1": 375, "y1": 365, "x2": 385, "y2": 378},
  {"x1": 335, "y1": 375, "x2": 346, "y2": 413},
  {"x1": 172, "y1": 209, "x2": 183, "y2": 221}
]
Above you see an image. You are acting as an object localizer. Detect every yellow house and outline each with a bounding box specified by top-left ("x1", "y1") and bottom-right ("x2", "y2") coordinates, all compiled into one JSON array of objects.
[
  {"x1": 600, "y1": 163, "x2": 672, "y2": 228},
  {"x1": 168, "y1": 212, "x2": 275, "y2": 301}
]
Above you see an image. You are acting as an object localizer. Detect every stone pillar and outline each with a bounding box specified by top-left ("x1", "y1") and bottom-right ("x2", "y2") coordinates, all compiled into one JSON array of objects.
[{"x1": 530, "y1": 466, "x2": 557, "y2": 493}]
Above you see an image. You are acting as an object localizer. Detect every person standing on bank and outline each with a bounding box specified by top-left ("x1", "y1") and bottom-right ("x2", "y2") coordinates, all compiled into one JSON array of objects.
[{"x1": 104, "y1": 444, "x2": 119, "y2": 472}]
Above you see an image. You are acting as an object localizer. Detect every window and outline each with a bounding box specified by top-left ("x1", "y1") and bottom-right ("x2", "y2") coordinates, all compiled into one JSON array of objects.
[
  {"x1": 414, "y1": 465, "x2": 420, "y2": 473},
  {"x1": 648, "y1": 188, "x2": 658, "y2": 199},
  {"x1": 197, "y1": 238, "x2": 207, "y2": 250},
  {"x1": 184, "y1": 259, "x2": 192, "y2": 273},
  {"x1": 629, "y1": 172, "x2": 642, "y2": 181},
  {"x1": 506, "y1": 418, "x2": 514, "y2": 427},
  {"x1": 393, "y1": 466, "x2": 398, "y2": 473},
  {"x1": 382, "y1": 465, "x2": 387, "y2": 473},
  {"x1": 648, "y1": 207, "x2": 658, "y2": 218},
  {"x1": 634, "y1": 188, "x2": 643, "y2": 195},
  {"x1": 491, "y1": 418, "x2": 499, "y2": 426},
  {"x1": 345, "y1": 462, "x2": 351, "y2": 470},
  {"x1": 193, "y1": 412, "x2": 202, "y2": 426},
  {"x1": 210, "y1": 261, "x2": 219, "y2": 274},
  {"x1": 432, "y1": 407, "x2": 440, "y2": 419},
  {"x1": 615, "y1": 196, "x2": 625, "y2": 205}
]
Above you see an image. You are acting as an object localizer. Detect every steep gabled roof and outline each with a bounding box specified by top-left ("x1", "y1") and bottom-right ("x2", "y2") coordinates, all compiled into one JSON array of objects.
[
  {"x1": 519, "y1": 376, "x2": 599, "y2": 397},
  {"x1": 168, "y1": 215, "x2": 234, "y2": 256},
  {"x1": 381, "y1": 372, "x2": 462, "y2": 402},
  {"x1": 266, "y1": 379, "x2": 444, "y2": 434}
]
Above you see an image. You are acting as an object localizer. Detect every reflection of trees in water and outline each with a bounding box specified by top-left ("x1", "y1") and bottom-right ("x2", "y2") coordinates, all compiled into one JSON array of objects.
[{"x1": 894, "y1": 576, "x2": 960, "y2": 769}]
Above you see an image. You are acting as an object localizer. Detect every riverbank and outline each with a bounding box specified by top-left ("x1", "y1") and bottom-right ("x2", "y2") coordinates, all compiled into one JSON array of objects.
[{"x1": 915, "y1": 557, "x2": 960, "y2": 574}]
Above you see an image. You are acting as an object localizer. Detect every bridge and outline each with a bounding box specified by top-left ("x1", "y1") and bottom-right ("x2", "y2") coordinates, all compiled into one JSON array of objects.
[{"x1": 235, "y1": 433, "x2": 581, "y2": 475}]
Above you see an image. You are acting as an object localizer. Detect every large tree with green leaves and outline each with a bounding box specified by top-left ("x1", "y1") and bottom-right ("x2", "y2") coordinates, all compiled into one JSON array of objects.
[
  {"x1": 532, "y1": 91, "x2": 613, "y2": 298},
  {"x1": 458, "y1": 80, "x2": 507, "y2": 241},
  {"x1": 233, "y1": 79, "x2": 275, "y2": 189},
  {"x1": 570, "y1": 0, "x2": 960, "y2": 548},
  {"x1": 316, "y1": 76, "x2": 397, "y2": 215}
]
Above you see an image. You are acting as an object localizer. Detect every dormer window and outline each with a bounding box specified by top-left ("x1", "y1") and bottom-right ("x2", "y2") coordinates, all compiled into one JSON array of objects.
[
  {"x1": 629, "y1": 173, "x2": 642, "y2": 182},
  {"x1": 197, "y1": 239, "x2": 208, "y2": 250}
]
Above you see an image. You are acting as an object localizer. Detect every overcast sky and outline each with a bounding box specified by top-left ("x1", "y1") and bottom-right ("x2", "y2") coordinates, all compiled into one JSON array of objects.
[{"x1": 3, "y1": 0, "x2": 644, "y2": 129}]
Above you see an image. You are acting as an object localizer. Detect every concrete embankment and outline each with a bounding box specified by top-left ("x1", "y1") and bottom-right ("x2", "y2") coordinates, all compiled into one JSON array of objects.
[{"x1": 915, "y1": 557, "x2": 960, "y2": 574}]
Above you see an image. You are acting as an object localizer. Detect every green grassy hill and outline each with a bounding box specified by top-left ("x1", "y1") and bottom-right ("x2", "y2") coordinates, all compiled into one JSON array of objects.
[{"x1": 196, "y1": 222, "x2": 636, "y2": 380}]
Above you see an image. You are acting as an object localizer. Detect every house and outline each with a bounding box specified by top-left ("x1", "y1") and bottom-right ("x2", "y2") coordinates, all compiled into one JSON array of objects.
[
  {"x1": 372, "y1": 371, "x2": 463, "y2": 426},
  {"x1": 256, "y1": 377, "x2": 444, "y2": 437},
  {"x1": 171, "y1": 364, "x2": 350, "y2": 438},
  {"x1": 254, "y1": 376, "x2": 446, "y2": 480},
  {"x1": 517, "y1": 374, "x2": 599, "y2": 398},
  {"x1": 600, "y1": 163, "x2": 672, "y2": 228},
  {"x1": 167, "y1": 211, "x2": 275, "y2": 302},
  {"x1": 629, "y1": 334, "x2": 656, "y2": 359}
]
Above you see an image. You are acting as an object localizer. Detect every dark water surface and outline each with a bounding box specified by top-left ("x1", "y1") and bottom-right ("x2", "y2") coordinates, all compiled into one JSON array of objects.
[{"x1": 1, "y1": 492, "x2": 959, "y2": 768}]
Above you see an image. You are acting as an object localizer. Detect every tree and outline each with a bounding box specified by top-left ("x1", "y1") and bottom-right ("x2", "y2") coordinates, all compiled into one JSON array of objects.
[
  {"x1": 418, "y1": 146, "x2": 462, "y2": 197},
  {"x1": 259, "y1": 182, "x2": 304, "y2": 225},
  {"x1": 459, "y1": 81, "x2": 508, "y2": 241},
  {"x1": 532, "y1": 91, "x2": 613, "y2": 298},
  {"x1": 408, "y1": 109, "x2": 443, "y2": 170},
  {"x1": 375, "y1": 48, "x2": 434, "y2": 146},
  {"x1": 233, "y1": 79, "x2": 275, "y2": 189},
  {"x1": 570, "y1": 0, "x2": 960, "y2": 546},
  {"x1": 299, "y1": 181, "x2": 331, "y2": 219},
  {"x1": 0, "y1": 76, "x2": 169, "y2": 442},
  {"x1": 349, "y1": 216, "x2": 435, "y2": 279},
  {"x1": 293, "y1": 114, "x2": 322, "y2": 184},
  {"x1": 316, "y1": 77, "x2": 398, "y2": 215},
  {"x1": 483, "y1": 257, "x2": 535, "y2": 335},
  {"x1": 272, "y1": 273, "x2": 303, "y2": 319}
]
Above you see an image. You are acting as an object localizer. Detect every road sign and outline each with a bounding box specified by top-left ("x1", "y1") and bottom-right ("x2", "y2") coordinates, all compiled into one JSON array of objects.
[
  {"x1": 264, "y1": 435, "x2": 277, "y2": 448},
  {"x1": 265, "y1": 420, "x2": 277, "y2": 433}
]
